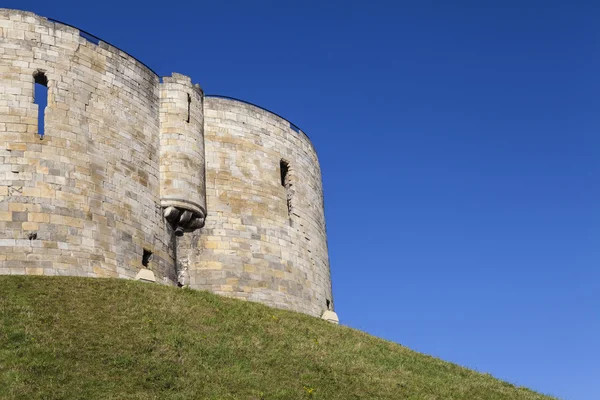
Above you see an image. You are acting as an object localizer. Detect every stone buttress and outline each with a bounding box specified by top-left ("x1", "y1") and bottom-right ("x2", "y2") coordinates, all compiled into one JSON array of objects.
[{"x1": 159, "y1": 73, "x2": 207, "y2": 236}]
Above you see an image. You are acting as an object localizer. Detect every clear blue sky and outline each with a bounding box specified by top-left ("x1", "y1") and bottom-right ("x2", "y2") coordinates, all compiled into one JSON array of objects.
[{"x1": 10, "y1": 1, "x2": 599, "y2": 398}]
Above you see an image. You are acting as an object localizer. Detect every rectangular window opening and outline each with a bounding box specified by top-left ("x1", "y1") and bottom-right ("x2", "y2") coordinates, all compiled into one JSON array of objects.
[
  {"x1": 280, "y1": 159, "x2": 289, "y2": 187},
  {"x1": 34, "y1": 72, "x2": 48, "y2": 139},
  {"x1": 186, "y1": 93, "x2": 191, "y2": 123},
  {"x1": 280, "y1": 159, "x2": 292, "y2": 217},
  {"x1": 142, "y1": 249, "x2": 153, "y2": 267}
]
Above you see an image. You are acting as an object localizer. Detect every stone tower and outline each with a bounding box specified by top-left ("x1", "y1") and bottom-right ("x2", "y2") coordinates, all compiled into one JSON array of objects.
[
  {"x1": 0, "y1": 9, "x2": 336, "y2": 320},
  {"x1": 159, "y1": 74, "x2": 207, "y2": 236}
]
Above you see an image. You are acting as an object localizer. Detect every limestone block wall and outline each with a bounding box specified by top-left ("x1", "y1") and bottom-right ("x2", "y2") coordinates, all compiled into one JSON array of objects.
[
  {"x1": 0, "y1": 8, "x2": 334, "y2": 318},
  {"x1": 159, "y1": 73, "x2": 207, "y2": 236},
  {"x1": 0, "y1": 9, "x2": 175, "y2": 280},
  {"x1": 179, "y1": 97, "x2": 333, "y2": 317}
]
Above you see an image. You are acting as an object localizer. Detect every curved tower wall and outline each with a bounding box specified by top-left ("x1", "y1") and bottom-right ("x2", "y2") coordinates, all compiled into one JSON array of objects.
[
  {"x1": 180, "y1": 97, "x2": 333, "y2": 317},
  {"x1": 159, "y1": 74, "x2": 207, "y2": 235},
  {"x1": 0, "y1": 10, "x2": 175, "y2": 280},
  {"x1": 0, "y1": 9, "x2": 334, "y2": 318}
]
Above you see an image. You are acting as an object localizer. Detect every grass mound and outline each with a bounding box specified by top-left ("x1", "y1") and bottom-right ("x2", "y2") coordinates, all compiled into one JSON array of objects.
[{"x1": 0, "y1": 276, "x2": 554, "y2": 399}]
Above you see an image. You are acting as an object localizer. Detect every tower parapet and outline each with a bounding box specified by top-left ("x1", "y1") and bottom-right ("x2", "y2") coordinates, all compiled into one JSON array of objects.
[{"x1": 159, "y1": 73, "x2": 207, "y2": 236}]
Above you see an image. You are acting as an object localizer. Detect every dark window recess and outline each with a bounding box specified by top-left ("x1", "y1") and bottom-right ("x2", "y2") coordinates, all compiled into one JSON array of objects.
[
  {"x1": 33, "y1": 72, "x2": 48, "y2": 140},
  {"x1": 142, "y1": 249, "x2": 153, "y2": 267},
  {"x1": 280, "y1": 160, "x2": 289, "y2": 187},
  {"x1": 280, "y1": 159, "x2": 293, "y2": 216},
  {"x1": 326, "y1": 299, "x2": 331, "y2": 310},
  {"x1": 186, "y1": 93, "x2": 191, "y2": 123}
]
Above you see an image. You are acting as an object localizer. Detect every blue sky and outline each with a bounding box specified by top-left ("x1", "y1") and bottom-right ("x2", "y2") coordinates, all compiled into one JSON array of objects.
[{"x1": 9, "y1": 1, "x2": 599, "y2": 398}]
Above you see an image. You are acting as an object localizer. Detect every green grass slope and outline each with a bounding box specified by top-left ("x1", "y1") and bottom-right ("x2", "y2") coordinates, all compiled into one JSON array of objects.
[{"x1": 0, "y1": 276, "x2": 554, "y2": 400}]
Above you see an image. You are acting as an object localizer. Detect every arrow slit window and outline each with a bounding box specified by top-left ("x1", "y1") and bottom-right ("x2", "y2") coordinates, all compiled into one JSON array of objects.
[
  {"x1": 280, "y1": 160, "x2": 292, "y2": 216},
  {"x1": 33, "y1": 72, "x2": 48, "y2": 139}
]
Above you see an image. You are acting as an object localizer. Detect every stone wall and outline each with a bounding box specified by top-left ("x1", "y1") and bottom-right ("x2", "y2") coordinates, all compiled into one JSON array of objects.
[
  {"x1": 0, "y1": 9, "x2": 175, "y2": 281},
  {"x1": 179, "y1": 97, "x2": 333, "y2": 317},
  {"x1": 0, "y1": 9, "x2": 334, "y2": 318}
]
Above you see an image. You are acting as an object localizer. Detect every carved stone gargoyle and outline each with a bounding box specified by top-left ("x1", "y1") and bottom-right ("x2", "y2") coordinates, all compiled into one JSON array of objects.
[{"x1": 163, "y1": 206, "x2": 205, "y2": 236}]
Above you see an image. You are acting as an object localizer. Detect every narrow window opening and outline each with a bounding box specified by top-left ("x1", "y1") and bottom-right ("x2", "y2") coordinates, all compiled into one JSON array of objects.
[
  {"x1": 186, "y1": 93, "x2": 191, "y2": 123},
  {"x1": 280, "y1": 159, "x2": 289, "y2": 187},
  {"x1": 142, "y1": 249, "x2": 153, "y2": 267},
  {"x1": 326, "y1": 299, "x2": 331, "y2": 310},
  {"x1": 280, "y1": 160, "x2": 292, "y2": 217},
  {"x1": 33, "y1": 72, "x2": 48, "y2": 140}
]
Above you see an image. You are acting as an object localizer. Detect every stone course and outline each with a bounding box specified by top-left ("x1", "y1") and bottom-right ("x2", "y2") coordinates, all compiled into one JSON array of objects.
[{"x1": 0, "y1": 9, "x2": 334, "y2": 318}]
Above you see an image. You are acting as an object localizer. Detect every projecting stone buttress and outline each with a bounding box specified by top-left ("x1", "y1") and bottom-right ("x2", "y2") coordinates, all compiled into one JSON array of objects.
[{"x1": 159, "y1": 74, "x2": 207, "y2": 236}]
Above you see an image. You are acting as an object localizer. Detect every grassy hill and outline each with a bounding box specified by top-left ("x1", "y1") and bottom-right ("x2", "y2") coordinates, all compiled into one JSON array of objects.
[{"x1": 0, "y1": 276, "x2": 555, "y2": 400}]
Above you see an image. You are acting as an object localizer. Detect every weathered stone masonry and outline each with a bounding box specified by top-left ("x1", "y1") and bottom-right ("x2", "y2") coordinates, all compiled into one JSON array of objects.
[{"x1": 0, "y1": 9, "x2": 335, "y2": 319}]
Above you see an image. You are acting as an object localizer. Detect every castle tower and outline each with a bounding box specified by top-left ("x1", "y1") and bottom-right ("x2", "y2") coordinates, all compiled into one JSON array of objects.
[
  {"x1": 177, "y1": 97, "x2": 335, "y2": 318},
  {"x1": 0, "y1": 9, "x2": 175, "y2": 280},
  {"x1": 0, "y1": 9, "x2": 335, "y2": 320},
  {"x1": 159, "y1": 74, "x2": 207, "y2": 236}
]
